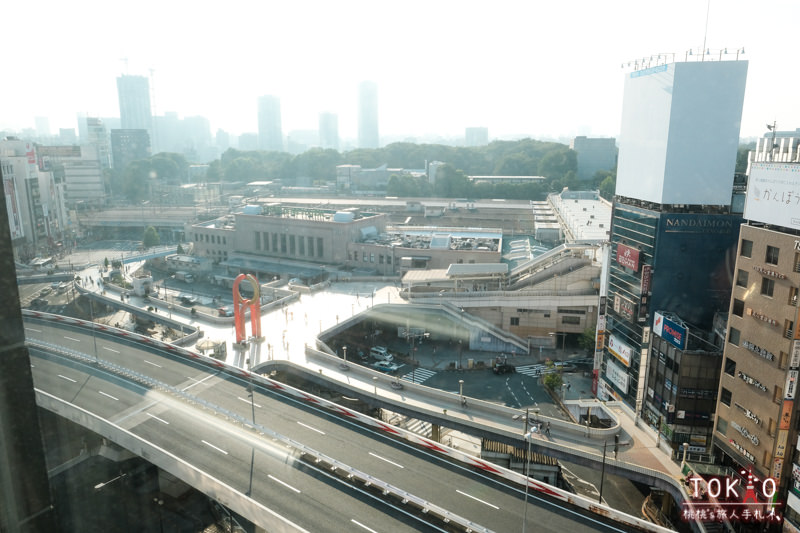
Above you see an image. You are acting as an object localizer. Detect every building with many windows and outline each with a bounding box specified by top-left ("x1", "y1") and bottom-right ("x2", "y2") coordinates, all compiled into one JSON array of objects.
[
  {"x1": 598, "y1": 58, "x2": 748, "y2": 416},
  {"x1": 116, "y1": 75, "x2": 152, "y2": 134},
  {"x1": 712, "y1": 136, "x2": 800, "y2": 524},
  {"x1": 110, "y1": 129, "x2": 151, "y2": 171},
  {"x1": 570, "y1": 136, "x2": 617, "y2": 181}
]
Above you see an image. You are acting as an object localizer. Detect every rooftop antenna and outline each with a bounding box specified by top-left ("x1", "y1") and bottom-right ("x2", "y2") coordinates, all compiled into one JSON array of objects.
[
  {"x1": 702, "y1": 0, "x2": 711, "y2": 62},
  {"x1": 767, "y1": 121, "x2": 777, "y2": 160}
]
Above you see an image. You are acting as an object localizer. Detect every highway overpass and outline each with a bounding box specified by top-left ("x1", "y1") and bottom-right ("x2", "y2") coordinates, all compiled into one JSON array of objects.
[{"x1": 23, "y1": 314, "x2": 670, "y2": 533}]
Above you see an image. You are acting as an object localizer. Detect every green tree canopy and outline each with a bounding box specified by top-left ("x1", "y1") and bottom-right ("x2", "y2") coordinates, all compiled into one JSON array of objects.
[
  {"x1": 577, "y1": 327, "x2": 596, "y2": 353},
  {"x1": 543, "y1": 372, "x2": 563, "y2": 391},
  {"x1": 142, "y1": 226, "x2": 160, "y2": 248}
]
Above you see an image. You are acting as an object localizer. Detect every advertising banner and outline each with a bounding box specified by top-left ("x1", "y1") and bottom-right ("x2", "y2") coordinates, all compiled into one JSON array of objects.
[
  {"x1": 3, "y1": 177, "x2": 23, "y2": 240},
  {"x1": 616, "y1": 243, "x2": 640, "y2": 271},
  {"x1": 776, "y1": 430, "x2": 789, "y2": 459},
  {"x1": 774, "y1": 458, "x2": 785, "y2": 483},
  {"x1": 745, "y1": 163, "x2": 800, "y2": 229},
  {"x1": 792, "y1": 340, "x2": 800, "y2": 368},
  {"x1": 638, "y1": 294, "x2": 649, "y2": 322},
  {"x1": 781, "y1": 401, "x2": 794, "y2": 431},
  {"x1": 641, "y1": 264, "x2": 652, "y2": 293},
  {"x1": 614, "y1": 294, "x2": 636, "y2": 321},
  {"x1": 653, "y1": 311, "x2": 687, "y2": 350},
  {"x1": 608, "y1": 334, "x2": 632, "y2": 367},
  {"x1": 787, "y1": 370, "x2": 799, "y2": 401},
  {"x1": 606, "y1": 360, "x2": 629, "y2": 394}
]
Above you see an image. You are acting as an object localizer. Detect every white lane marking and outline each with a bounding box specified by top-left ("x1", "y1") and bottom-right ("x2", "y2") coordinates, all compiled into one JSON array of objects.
[
  {"x1": 268, "y1": 474, "x2": 301, "y2": 494},
  {"x1": 351, "y1": 519, "x2": 379, "y2": 533},
  {"x1": 238, "y1": 397, "x2": 262, "y2": 408},
  {"x1": 144, "y1": 360, "x2": 162, "y2": 368},
  {"x1": 25, "y1": 327, "x2": 42, "y2": 333},
  {"x1": 147, "y1": 413, "x2": 169, "y2": 425},
  {"x1": 297, "y1": 421, "x2": 325, "y2": 435},
  {"x1": 58, "y1": 374, "x2": 77, "y2": 383},
  {"x1": 64, "y1": 336, "x2": 80, "y2": 342},
  {"x1": 183, "y1": 374, "x2": 215, "y2": 391},
  {"x1": 103, "y1": 347, "x2": 120, "y2": 353},
  {"x1": 456, "y1": 489, "x2": 500, "y2": 509},
  {"x1": 201, "y1": 440, "x2": 228, "y2": 455},
  {"x1": 369, "y1": 452, "x2": 404, "y2": 469},
  {"x1": 98, "y1": 391, "x2": 119, "y2": 401}
]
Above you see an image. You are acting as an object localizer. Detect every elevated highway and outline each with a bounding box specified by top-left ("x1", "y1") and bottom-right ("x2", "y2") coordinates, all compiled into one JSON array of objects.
[{"x1": 24, "y1": 313, "x2": 671, "y2": 533}]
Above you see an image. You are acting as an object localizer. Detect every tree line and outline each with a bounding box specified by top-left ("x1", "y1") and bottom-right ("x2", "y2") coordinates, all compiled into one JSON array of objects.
[{"x1": 111, "y1": 139, "x2": 623, "y2": 203}]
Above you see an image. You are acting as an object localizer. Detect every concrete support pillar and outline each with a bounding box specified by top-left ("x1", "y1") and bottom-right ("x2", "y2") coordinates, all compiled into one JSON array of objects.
[
  {"x1": 431, "y1": 424, "x2": 442, "y2": 443},
  {"x1": 0, "y1": 175, "x2": 59, "y2": 533},
  {"x1": 661, "y1": 491, "x2": 672, "y2": 515}
]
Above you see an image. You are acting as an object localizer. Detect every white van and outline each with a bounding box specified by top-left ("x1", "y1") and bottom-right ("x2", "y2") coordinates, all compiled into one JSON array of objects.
[{"x1": 370, "y1": 346, "x2": 393, "y2": 362}]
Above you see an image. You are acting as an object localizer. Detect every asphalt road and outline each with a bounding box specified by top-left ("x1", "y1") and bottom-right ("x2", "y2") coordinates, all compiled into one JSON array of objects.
[{"x1": 25, "y1": 319, "x2": 634, "y2": 533}]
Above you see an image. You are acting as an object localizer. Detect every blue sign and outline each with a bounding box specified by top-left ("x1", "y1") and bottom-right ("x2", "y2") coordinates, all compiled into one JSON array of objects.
[{"x1": 654, "y1": 312, "x2": 687, "y2": 350}]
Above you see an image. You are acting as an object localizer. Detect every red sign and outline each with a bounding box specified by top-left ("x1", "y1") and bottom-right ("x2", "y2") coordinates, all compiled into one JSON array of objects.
[{"x1": 616, "y1": 244, "x2": 640, "y2": 272}]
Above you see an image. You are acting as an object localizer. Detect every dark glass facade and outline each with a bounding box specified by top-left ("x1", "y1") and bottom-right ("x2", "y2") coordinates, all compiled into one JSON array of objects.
[{"x1": 602, "y1": 201, "x2": 741, "y2": 413}]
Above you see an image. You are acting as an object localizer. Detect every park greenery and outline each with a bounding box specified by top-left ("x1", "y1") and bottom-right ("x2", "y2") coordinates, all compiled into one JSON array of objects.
[
  {"x1": 108, "y1": 139, "x2": 762, "y2": 205},
  {"x1": 112, "y1": 139, "x2": 621, "y2": 203}
]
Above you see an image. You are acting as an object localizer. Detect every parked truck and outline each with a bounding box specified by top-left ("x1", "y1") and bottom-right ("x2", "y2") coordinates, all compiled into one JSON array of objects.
[
  {"x1": 174, "y1": 271, "x2": 195, "y2": 284},
  {"x1": 492, "y1": 354, "x2": 516, "y2": 375}
]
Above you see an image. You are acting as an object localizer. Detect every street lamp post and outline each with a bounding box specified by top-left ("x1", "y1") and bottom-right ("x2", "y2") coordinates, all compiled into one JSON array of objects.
[
  {"x1": 599, "y1": 440, "x2": 608, "y2": 504},
  {"x1": 339, "y1": 346, "x2": 349, "y2": 370},
  {"x1": 372, "y1": 376, "x2": 378, "y2": 396},
  {"x1": 246, "y1": 355, "x2": 256, "y2": 496},
  {"x1": 459, "y1": 379, "x2": 465, "y2": 407},
  {"x1": 153, "y1": 497, "x2": 164, "y2": 533},
  {"x1": 513, "y1": 406, "x2": 540, "y2": 434},
  {"x1": 89, "y1": 298, "x2": 98, "y2": 362},
  {"x1": 522, "y1": 432, "x2": 533, "y2": 533}
]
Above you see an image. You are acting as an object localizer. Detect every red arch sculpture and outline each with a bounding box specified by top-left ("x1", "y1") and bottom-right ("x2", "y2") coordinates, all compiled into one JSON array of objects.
[{"x1": 233, "y1": 273, "x2": 262, "y2": 344}]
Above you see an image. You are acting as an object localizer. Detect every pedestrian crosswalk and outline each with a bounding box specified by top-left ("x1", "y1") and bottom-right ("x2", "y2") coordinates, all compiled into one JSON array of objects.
[
  {"x1": 515, "y1": 364, "x2": 554, "y2": 378},
  {"x1": 400, "y1": 367, "x2": 437, "y2": 384},
  {"x1": 383, "y1": 412, "x2": 432, "y2": 438}
]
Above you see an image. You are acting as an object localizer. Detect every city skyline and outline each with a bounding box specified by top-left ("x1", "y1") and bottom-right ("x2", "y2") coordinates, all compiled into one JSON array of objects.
[{"x1": 3, "y1": 0, "x2": 799, "y2": 143}]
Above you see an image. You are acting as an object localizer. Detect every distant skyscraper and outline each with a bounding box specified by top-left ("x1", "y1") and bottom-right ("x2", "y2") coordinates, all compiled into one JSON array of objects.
[
  {"x1": 358, "y1": 81, "x2": 379, "y2": 149},
  {"x1": 465, "y1": 127, "x2": 488, "y2": 147},
  {"x1": 257, "y1": 95, "x2": 283, "y2": 151},
  {"x1": 76, "y1": 112, "x2": 89, "y2": 143},
  {"x1": 116, "y1": 75, "x2": 152, "y2": 132},
  {"x1": 319, "y1": 112, "x2": 339, "y2": 151},
  {"x1": 86, "y1": 118, "x2": 112, "y2": 169},
  {"x1": 216, "y1": 129, "x2": 230, "y2": 152},
  {"x1": 570, "y1": 136, "x2": 617, "y2": 180},
  {"x1": 110, "y1": 129, "x2": 151, "y2": 171}
]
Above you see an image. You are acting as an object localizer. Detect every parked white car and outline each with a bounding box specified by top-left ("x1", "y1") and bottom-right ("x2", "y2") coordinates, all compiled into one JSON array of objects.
[
  {"x1": 373, "y1": 361, "x2": 401, "y2": 373},
  {"x1": 370, "y1": 346, "x2": 393, "y2": 362}
]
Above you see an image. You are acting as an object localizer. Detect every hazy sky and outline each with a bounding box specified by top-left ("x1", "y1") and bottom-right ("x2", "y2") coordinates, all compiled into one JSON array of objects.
[{"x1": 4, "y1": 0, "x2": 798, "y2": 142}]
